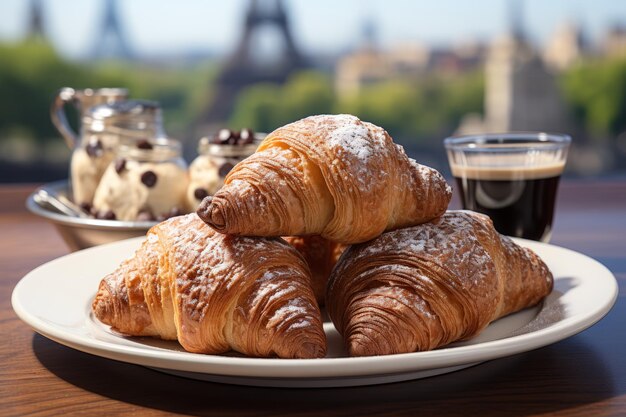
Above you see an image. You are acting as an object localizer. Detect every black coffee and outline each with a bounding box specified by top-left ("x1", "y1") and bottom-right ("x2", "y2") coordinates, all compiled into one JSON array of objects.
[{"x1": 454, "y1": 174, "x2": 561, "y2": 241}]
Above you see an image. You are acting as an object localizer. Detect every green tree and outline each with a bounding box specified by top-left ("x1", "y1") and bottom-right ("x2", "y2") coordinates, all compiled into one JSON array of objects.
[
  {"x1": 336, "y1": 70, "x2": 483, "y2": 141},
  {"x1": 230, "y1": 71, "x2": 334, "y2": 132},
  {"x1": 561, "y1": 57, "x2": 626, "y2": 137},
  {"x1": 438, "y1": 70, "x2": 484, "y2": 128},
  {"x1": 336, "y1": 80, "x2": 424, "y2": 138},
  {"x1": 229, "y1": 83, "x2": 283, "y2": 133},
  {"x1": 281, "y1": 71, "x2": 334, "y2": 122},
  {"x1": 0, "y1": 39, "x2": 216, "y2": 148},
  {"x1": 0, "y1": 40, "x2": 91, "y2": 142},
  {"x1": 231, "y1": 68, "x2": 484, "y2": 143}
]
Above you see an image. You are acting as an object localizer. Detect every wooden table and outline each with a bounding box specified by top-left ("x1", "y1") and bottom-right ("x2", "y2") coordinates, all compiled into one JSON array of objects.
[{"x1": 1, "y1": 182, "x2": 625, "y2": 417}]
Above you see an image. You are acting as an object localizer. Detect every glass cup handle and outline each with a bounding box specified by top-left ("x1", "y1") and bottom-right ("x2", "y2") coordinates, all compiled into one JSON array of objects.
[{"x1": 50, "y1": 87, "x2": 79, "y2": 149}]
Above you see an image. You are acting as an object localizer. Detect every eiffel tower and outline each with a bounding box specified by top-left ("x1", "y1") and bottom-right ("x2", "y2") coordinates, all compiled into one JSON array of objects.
[
  {"x1": 200, "y1": 0, "x2": 308, "y2": 124},
  {"x1": 91, "y1": 0, "x2": 133, "y2": 60},
  {"x1": 26, "y1": 0, "x2": 45, "y2": 39},
  {"x1": 508, "y1": 0, "x2": 526, "y2": 41}
]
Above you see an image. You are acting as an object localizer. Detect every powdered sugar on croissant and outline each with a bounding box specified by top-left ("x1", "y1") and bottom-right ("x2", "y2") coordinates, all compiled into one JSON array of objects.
[
  {"x1": 326, "y1": 211, "x2": 553, "y2": 356},
  {"x1": 92, "y1": 214, "x2": 327, "y2": 359},
  {"x1": 198, "y1": 114, "x2": 451, "y2": 244}
]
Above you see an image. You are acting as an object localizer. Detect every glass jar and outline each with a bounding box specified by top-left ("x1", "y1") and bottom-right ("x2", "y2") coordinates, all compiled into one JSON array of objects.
[
  {"x1": 51, "y1": 87, "x2": 129, "y2": 149},
  {"x1": 186, "y1": 129, "x2": 262, "y2": 211},
  {"x1": 91, "y1": 137, "x2": 189, "y2": 222},
  {"x1": 69, "y1": 100, "x2": 164, "y2": 207}
]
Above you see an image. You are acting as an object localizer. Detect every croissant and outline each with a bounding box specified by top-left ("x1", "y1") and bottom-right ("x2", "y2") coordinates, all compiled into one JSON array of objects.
[
  {"x1": 92, "y1": 214, "x2": 326, "y2": 359},
  {"x1": 197, "y1": 114, "x2": 451, "y2": 244},
  {"x1": 326, "y1": 211, "x2": 553, "y2": 357},
  {"x1": 282, "y1": 236, "x2": 345, "y2": 306}
]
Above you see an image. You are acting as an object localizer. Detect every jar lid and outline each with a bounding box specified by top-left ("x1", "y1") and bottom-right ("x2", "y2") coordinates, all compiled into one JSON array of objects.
[
  {"x1": 197, "y1": 133, "x2": 265, "y2": 158},
  {"x1": 117, "y1": 137, "x2": 183, "y2": 162},
  {"x1": 80, "y1": 87, "x2": 129, "y2": 101},
  {"x1": 86, "y1": 100, "x2": 161, "y2": 121}
]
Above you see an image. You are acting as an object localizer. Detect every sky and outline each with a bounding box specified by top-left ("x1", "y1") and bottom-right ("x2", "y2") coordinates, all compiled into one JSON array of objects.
[{"x1": 0, "y1": 0, "x2": 624, "y2": 59}]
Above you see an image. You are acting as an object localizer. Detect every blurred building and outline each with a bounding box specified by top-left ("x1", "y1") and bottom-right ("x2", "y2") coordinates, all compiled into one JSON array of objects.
[
  {"x1": 335, "y1": 17, "x2": 396, "y2": 97},
  {"x1": 427, "y1": 42, "x2": 486, "y2": 74},
  {"x1": 458, "y1": 1, "x2": 569, "y2": 134},
  {"x1": 543, "y1": 21, "x2": 586, "y2": 71},
  {"x1": 602, "y1": 25, "x2": 626, "y2": 58},
  {"x1": 335, "y1": 48, "x2": 391, "y2": 97},
  {"x1": 335, "y1": 41, "x2": 430, "y2": 97},
  {"x1": 335, "y1": 17, "x2": 484, "y2": 97},
  {"x1": 387, "y1": 43, "x2": 431, "y2": 75}
]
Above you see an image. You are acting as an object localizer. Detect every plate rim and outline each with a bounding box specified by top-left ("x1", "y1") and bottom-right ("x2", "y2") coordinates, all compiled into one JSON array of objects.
[{"x1": 11, "y1": 237, "x2": 619, "y2": 379}]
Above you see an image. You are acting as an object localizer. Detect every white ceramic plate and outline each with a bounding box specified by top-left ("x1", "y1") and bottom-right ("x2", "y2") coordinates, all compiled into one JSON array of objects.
[{"x1": 12, "y1": 237, "x2": 618, "y2": 388}]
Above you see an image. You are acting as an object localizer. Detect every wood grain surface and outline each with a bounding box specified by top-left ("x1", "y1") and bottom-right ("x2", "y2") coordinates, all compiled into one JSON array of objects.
[{"x1": 1, "y1": 181, "x2": 625, "y2": 417}]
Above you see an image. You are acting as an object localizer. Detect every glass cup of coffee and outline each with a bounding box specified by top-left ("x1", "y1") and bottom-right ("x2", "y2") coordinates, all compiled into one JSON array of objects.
[{"x1": 444, "y1": 132, "x2": 571, "y2": 242}]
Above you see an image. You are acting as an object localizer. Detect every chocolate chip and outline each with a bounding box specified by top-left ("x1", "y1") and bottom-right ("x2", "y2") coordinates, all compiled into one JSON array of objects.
[
  {"x1": 97, "y1": 210, "x2": 116, "y2": 220},
  {"x1": 114, "y1": 158, "x2": 126, "y2": 174},
  {"x1": 240, "y1": 128, "x2": 254, "y2": 144},
  {"x1": 136, "y1": 139, "x2": 153, "y2": 150},
  {"x1": 229, "y1": 130, "x2": 240, "y2": 144},
  {"x1": 136, "y1": 210, "x2": 154, "y2": 222},
  {"x1": 79, "y1": 202, "x2": 92, "y2": 214},
  {"x1": 85, "y1": 138, "x2": 103, "y2": 158},
  {"x1": 194, "y1": 187, "x2": 209, "y2": 200},
  {"x1": 141, "y1": 170, "x2": 158, "y2": 187},
  {"x1": 216, "y1": 129, "x2": 232, "y2": 145},
  {"x1": 218, "y1": 162, "x2": 235, "y2": 178}
]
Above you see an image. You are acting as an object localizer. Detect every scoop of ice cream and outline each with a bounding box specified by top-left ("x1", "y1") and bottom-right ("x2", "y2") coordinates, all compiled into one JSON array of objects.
[
  {"x1": 70, "y1": 145, "x2": 115, "y2": 205},
  {"x1": 70, "y1": 133, "x2": 123, "y2": 205},
  {"x1": 93, "y1": 158, "x2": 189, "y2": 221},
  {"x1": 185, "y1": 155, "x2": 223, "y2": 211}
]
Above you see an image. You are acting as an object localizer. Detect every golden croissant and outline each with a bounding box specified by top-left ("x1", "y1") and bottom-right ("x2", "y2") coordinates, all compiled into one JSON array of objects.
[
  {"x1": 197, "y1": 114, "x2": 451, "y2": 244},
  {"x1": 282, "y1": 235, "x2": 346, "y2": 306},
  {"x1": 326, "y1": 211, "x2": 553, "y2": 357},
  {"x1": 92, "y1": 214, "x2": 327, "y2": 359}
]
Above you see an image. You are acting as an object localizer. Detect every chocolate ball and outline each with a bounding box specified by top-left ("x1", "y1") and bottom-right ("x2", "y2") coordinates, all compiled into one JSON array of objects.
[
  {"x1": 114, "y1": 158, "x2": 126, "y2": 174},
  {"x1": 218, "y1": 162, "x2": 235, "y2": 178},
  {"x1": 240, "y1": 128, "x2": 255, "y2": 144},
  {"x1": 194, "y1": 187, "x2": 209, "y2": 200},
  {"x1": 97, "y1": 210, "x2": 116, "y2": 220},
  {"x1": 136, "y1": 139, "x2": 154, "y2": 150},
  {"x1": 85, "y1": 138, "x2": 103, "y2": 158},
  {"x1": 79, "y1": 202, "x2": 92, "y2": 215},
  {"x1": 141, "y1": 170, "x2": 158, "y2": 188},
  {"x1": 216, "y1": 129, "x2": 233, "y2": 145}
]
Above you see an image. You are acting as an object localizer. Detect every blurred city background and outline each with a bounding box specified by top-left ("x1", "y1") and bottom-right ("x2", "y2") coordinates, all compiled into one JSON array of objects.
[{"x1": 0, "y1": 0, "x2": 625, "y2": 182}]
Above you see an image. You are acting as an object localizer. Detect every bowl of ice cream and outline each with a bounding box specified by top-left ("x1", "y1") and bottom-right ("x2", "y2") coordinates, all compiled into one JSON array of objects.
[
  {"x1": 186, "y1": 128, "x2": 265, "y2": 211},
  {"x1": 26, "y1": 180, "x2": 158, "y2": 251},
  {"x1": 30, "y1": 117, "x2": 265, "y2": 251},
  {"x1": 29, "y1": 135, "x2": 194, "y2": 251}
]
